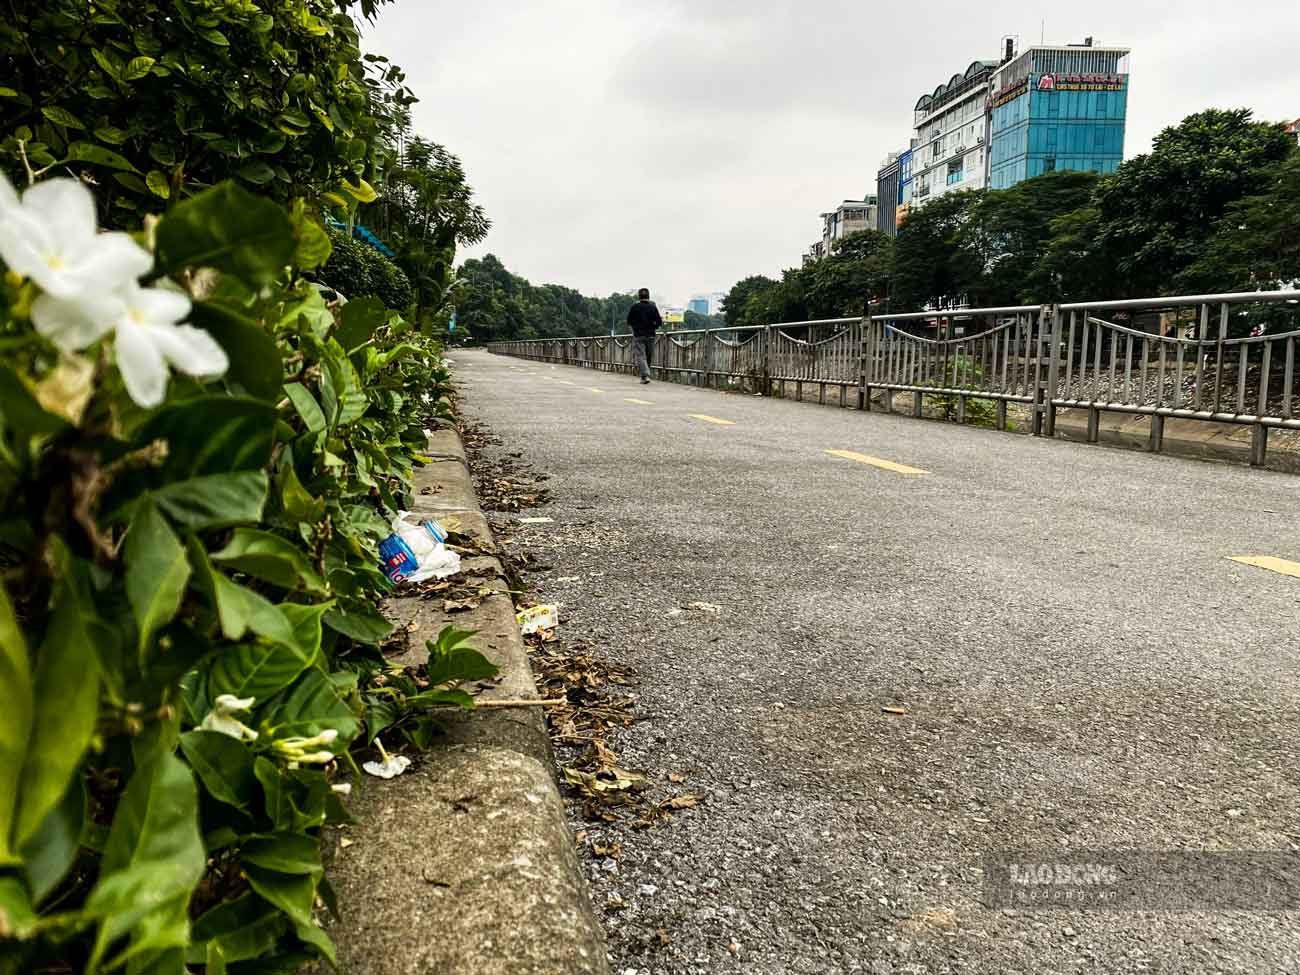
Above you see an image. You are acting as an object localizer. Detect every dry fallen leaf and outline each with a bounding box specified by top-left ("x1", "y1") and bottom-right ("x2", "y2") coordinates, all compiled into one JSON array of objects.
[
  {"x1": 882, "y1": 706, "x2": 907, "y2": 715},
  {"x1": 661, "y1": 794, "x2": 702, "y2": 811}
]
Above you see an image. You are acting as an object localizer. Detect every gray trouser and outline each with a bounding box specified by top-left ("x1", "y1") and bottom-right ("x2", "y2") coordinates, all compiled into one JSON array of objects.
[{"x1": 632, "y1": 334, "x2": 655, "y2": 379}]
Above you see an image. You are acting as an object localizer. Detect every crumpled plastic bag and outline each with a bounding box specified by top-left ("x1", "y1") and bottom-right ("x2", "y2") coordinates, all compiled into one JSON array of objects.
[{"x1": 378, "y1": 511, "x2": 460, "y2": 584}]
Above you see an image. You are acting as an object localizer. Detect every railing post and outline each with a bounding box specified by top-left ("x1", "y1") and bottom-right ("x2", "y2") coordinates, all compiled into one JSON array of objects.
[
  {"x1": 858, "y1": 318, "x2": 870, "y2": 410},
  {"x1": 1032, "y1": 304, "x2": 1055, "y2": 436},
  {"x1": 1044, "y1": 304, "x2": 1061, "y2": 438},
  {"x1": 706, "y1": 329, "x2": 716, "y2": 388},
  {"x1": 763, "y1": 325, "x2": 773, "y2": 397},
  {"x1": 1149, "y1": 414, "x2": 1165, "y2": 453},
  {"x1": 1250, "y1": 424, "x2": 1268, "y2": 466}
]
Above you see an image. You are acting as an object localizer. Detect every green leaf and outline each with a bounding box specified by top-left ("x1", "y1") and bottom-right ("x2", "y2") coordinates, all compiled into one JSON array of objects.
[
  {"x1": 425, "y1": 626, "x2": 497, "y2": 685},
  {"x1": 186, "y1": 303, "x2": 283, "y2": 402},
  {"x1": 240, "y1": 833, "x2": 322, "y2": 876},
  {"x1": 244, "y1": 865, "x2": 335, "y2": 965},
  {"x1": 238, "y1": 161, "x2": 276, "y2": 185},
  {"x1": 188, "y1": 892, "x2": 287, "y2": 965},
  {"x1": 200, "y1": 28, "x2": 229, "y2": 46},
  {"x1": 292, "y1": 216, "x2": 331, "y2": 271},
  {"x1": 20, "y1": 775, "x2": 85, "y2": 903},
  {"x1": 41, "y1": 106, "x2": 85, "y2": 129},
  {"x1": 0, "y1": 364, "x2": 71, "y2": 438},
  {"x1": 0, "y1": 875, "x2": 35, "y2": 940},
  {"x1": 125, "y1": 498, "x2": 191, "y2": 658},
  {"x1": 204, "y1": 601, "x2": 321, "y2": 703},
  {"x1": 91, "y1": 48, "x2": 123, "y2": 80},
  {"x1": 142, "y1": 395, "x2": 277, "y2": 478},
  {"x1": 94, "y1": 125, "x2": 128, "y2": 144},
  {"x1": 123, "y1": 55, "x2": 156, "y2": 80},
  {"x1": 334, "y1": 296, "x2": 386, "y2": 352},
  {"x1": 14, "y1": 568, "x2": 101, "y2": 847},
  {"x1": 154, "y1": 471, "x2": 268, "y2": 530},
  {"x1": 283, "y1": 383, "x2": 326, "y2": 434},
  {"x1": 155, "y1": 182, "x2": 296, "y2": 286},
  {"x1": 277, "y1": 463, "x2": 325, "y2": 524},
  {"x1": 65, "y1": 141, "x2": 140, "y2": 172},
  {"x1": 213, "y1": 528, "x2": 325, "y2": 593},
  {"x1": 85, "y1": 753, "x2": 205, "y2": 973},
  {"x1": 320, "y1": 346, "x2": 367, "y2": 428},
  {"x1": 407, "y1": 687, "x2": 475, "y2": 710},
  {"x1": 146, "y1": 169, "x2": 170, "y2": 199},
  {"x1": 338, "y1": 177, "x2": 377, "y2": 203},
  {"x1": 322, "y1": 608, "x2": 393, "y2": 645},
  {"x1": 179, "y1": 731, "x2": 257, "y2": 812},
  {"x1": 0, "y1": 582, "x2": 33, "y2": 867},
  {"x1": 260, "y1": 667, "x2": 359, "y2": 744},
  {"x1": 113, "y1": 171, "x2": 148, "y2": 193}
]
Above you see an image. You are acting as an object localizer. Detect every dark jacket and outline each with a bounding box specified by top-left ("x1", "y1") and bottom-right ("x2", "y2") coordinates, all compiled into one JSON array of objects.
[{"x1": 627, "y1": 300, "x2": 663, "y2": 337}]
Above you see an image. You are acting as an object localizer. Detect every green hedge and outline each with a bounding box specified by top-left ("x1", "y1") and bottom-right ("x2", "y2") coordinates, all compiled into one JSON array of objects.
[
  {"x1": 0, "y1": 179, "x2": 491, "y2": 973},
  {"x1": 321, "y1": 229, "x2": 413, "y2": 311}
]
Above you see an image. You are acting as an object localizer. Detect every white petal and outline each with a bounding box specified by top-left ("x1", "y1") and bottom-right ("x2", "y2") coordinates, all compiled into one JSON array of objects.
[
  {"x1": 130, "y1": 283, "x2": 191, "y2": 327},
  {"x1": 147, "y1": 323, "x2": 229, "y2": 378},
  {"x1": 31, "y1": 292, "x2": 119, "y2": 353},
  {"x1": 0, "y1": 170, "x2": 18, "y2": 213},
  {"x1": 0, "y1": 206, "x2": 58, "y2": 288},
  {"x1": 114, "y1": 319, "x2": 169, "y2": 407},
  {"x1": 22, "y1": 178, "x2": 98, "y2": 251},
  {"x1": 65, "y1": 232, "x2": 152, "y2": 293},
  {"x1": 213, "y1": 694, "x2": 255, "y2": 712}
]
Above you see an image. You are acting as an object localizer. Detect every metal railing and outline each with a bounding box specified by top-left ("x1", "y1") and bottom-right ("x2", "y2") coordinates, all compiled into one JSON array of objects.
[{"x1": 488, "y1": 290, "x2": 1300, "y2": 467}]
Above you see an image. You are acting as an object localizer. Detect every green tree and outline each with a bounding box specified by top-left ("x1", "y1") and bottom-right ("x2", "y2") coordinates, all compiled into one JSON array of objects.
[
  {"x1": 368, "y1": 137, "x2": 489, "y2": 324},
  {"x1": 891, "y1": 190, "x2": 984, "y2": 310},
  {"x1": 722, "y1": 275, "x2": 779, "y2": 327},
  {"x1": 802, "y1": 229, "x2": 894, "y2": 318},
  {"x1": 1179, "y1": 153, "x2": 1300, "y2": 294},
  {"x1": 966, "y1": 170, "x2": 1098, "y2": 303},
  {"x1": 1092, "y1": 108, "x2": 1296, "y2": 294},
  {"x1": 0, "y1": 0, "x2": 413, "y2": 222}
]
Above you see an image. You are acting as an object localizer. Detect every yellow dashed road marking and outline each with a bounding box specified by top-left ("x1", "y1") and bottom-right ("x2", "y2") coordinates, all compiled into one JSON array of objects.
[
  {"x1": 825, "y1": 449, "x2": 929, "y2": 476},
  {"x1": 555, "y1": 379, "x2": 576, "y2": 385},
  {"x1": 690, "y1": 414, "x2": 736, "y2": 426},
  {"x1": 625, "y1": 397, "x2": 654, "y2": 405},
  {"x1": 1228, "y1": 556, "x2": 1300, "y2": 579},
  {"x1": 588, "y1": 387, "x2": 605, "y2": 394}
]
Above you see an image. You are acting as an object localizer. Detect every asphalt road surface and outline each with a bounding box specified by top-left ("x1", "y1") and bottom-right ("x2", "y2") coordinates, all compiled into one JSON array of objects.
[{"x1": 454, "y1": 349, "x2": 1300, "y2": 975}]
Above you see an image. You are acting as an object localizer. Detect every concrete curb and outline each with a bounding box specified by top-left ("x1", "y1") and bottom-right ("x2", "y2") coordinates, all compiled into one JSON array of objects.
[{"x1": 315, "y1": 428, "x2": 608, "y2": 975}]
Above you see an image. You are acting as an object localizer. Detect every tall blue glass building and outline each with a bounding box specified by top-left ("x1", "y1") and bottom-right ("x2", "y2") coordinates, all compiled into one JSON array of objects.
[{"x1": 987, "y1": 44, "x2": 1130, "y2": 190}]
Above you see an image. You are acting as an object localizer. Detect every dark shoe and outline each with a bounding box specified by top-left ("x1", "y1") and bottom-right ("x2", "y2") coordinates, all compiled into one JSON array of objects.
[{"x1": 641, "y1": 378, "x2": 650, "y2": 384}]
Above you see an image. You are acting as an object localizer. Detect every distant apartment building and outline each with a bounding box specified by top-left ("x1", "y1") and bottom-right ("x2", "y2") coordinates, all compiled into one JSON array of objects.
[
  {"x1": 911, "y1": 60, "x2": 996, "y2": 206},
  {"x1": 876, "y1": 146, "x2": 917, "y2": 236},
  {"x1": 687, "y1": 296, "x2": 710, "y2": 316},
  {"x1": 876, "y1": 154, "x2": 900, "y2": 233},
  {"x1": 804, "y1": 197, "x2": 878, "y2": 261},
  {"x1": 987, "y1": 40, "x2": 1131, "y2": 189},
  {"x1": 872, "y1": 36, "x2": 1131, "y2": 229},
  {"x1": 1288, "y1": 118, "x2": 1299, "y2": 144}
]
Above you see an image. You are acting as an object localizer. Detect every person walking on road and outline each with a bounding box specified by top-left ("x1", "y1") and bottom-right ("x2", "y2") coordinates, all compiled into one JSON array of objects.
[{"x1": 627, "y1": 288, "x2": 662, "y2": 384}]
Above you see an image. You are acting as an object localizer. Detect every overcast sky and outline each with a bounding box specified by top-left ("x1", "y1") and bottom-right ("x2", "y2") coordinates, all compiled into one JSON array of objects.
[{"x1": 361, "y1": 0, "x2": 1300, "y2": 305}]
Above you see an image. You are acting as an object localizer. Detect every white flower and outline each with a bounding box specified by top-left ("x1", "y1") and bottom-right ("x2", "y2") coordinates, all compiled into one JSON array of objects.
[
  {"x1": 33, "y1": 280, "x2": 228, "y2": 407},
  {"x1": 271, "y1": 729, "x2": 341, "y2": 766},
  {"x1": 331, "y1": 783, "x2": 353, "y2": 796},
  {"x1": 0, "y1": 173, "x2": 151, "y2": 299},
  {"x1": 362, "y1": 755, "x2": 411, "y2": 779},
  {"x1": 199, "y1": 694, "x2": 258, "y2": 741},
  {"x1": 362, "y1": 737, "x2": 410, "y2": 779}
]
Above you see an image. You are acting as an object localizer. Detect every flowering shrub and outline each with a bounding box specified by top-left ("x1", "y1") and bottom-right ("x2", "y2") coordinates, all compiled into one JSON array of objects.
[{"x1": 0, "y1": 173, "x2": 493, "y2": 973}]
